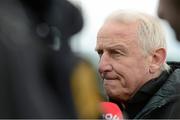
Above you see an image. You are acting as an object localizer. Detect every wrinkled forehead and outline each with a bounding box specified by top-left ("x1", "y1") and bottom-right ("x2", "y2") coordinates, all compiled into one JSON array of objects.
[
  {"x1": 97, "y1": 21, "x2": 139, "y2": 42},
  {"x1": 96, "y1": 21, "x2": 140, "y2": 50}
]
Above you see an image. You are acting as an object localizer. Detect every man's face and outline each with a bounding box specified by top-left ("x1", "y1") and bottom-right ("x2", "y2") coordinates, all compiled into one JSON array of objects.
[
  {"x1": 96, "y1": 21, "x2": 151, "y2": 102},
  {"x1": 158, "y1": 0, "x2": 180, "y2": 41}
]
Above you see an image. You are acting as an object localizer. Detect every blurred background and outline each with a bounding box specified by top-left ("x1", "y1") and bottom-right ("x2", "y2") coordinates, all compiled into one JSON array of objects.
[{"x1": 68, "y1": 0, "x2": 180, "y2": 68}]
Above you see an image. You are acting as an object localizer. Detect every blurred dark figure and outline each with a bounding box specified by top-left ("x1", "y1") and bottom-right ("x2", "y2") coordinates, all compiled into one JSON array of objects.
[
  {"x1": 0, "y1": 0, "x2": 101, "y2": 118},
  {"x1": 158, "y1": 0, "x2": 180, "y2": 42}
]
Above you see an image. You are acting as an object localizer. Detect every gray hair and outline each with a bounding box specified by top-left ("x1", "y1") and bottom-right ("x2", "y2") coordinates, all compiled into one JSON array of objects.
[{"x1": 105, "y1": 10, "x2": 170, "y2": 71}]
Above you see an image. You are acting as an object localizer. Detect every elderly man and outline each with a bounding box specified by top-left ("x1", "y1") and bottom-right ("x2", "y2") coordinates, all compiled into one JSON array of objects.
[
  {"x1": 158, "y1": 0, "x2": 180, "y2": 42},
  {"x1": 95, "y1": 10, "x2": 180, "y2": 119}
]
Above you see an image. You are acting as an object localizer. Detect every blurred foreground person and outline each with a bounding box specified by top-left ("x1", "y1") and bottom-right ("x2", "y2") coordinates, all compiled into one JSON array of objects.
[
  {"x1": 96, "y1": 10, "x2": 180, "y2": 119},
  {"x1": 0, "y1": 0, "x2": 101, "y2": 118},
  {"x1": 158, "y1": 0, "x2": 180, "y2": 42}
]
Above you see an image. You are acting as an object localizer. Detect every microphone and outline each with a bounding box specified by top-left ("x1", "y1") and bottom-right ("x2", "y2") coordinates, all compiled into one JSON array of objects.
[{"x1": 100, "y1": 102, "x2": 123, "y2": 120}]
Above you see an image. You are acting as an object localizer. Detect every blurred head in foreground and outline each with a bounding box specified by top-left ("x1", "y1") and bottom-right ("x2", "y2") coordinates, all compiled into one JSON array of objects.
[{"x1": 158, "y1": 0, "x2": 180, "y2": 42}]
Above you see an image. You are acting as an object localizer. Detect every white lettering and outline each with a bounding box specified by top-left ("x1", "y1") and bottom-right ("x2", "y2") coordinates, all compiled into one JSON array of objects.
[{"x1": 102, "y1": 113, "x2": 120, "y2": 120}]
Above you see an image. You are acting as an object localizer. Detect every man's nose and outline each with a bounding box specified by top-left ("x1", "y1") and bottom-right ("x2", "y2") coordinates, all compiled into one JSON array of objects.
[{"x1": 98, "y1": 53, "x2": 113, "y2": 74}]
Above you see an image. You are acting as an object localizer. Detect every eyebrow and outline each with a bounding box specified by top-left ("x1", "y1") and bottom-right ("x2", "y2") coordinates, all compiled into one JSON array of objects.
[{"x1": 95, "y1": 43, "x2": 128, "y2": 53}]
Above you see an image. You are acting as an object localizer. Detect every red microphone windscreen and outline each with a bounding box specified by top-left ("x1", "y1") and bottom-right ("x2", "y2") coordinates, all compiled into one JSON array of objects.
[{"x1": 100, "y1": 102, "x2": 123, "y2": 120}]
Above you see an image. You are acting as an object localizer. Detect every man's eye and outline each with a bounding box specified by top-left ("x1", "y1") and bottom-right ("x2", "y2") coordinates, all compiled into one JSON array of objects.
[{"x1": 111, "y1": 50, "x2": 125, "y2": 57}]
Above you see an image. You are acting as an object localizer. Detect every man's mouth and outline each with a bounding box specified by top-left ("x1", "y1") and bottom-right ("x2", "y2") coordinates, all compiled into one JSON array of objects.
[
  {"x1": 101, "y1": 73, "x2": 118, "y2": 81},
  {"x1": 103, "y1": 77, "x2": 117, "y2": 81}
]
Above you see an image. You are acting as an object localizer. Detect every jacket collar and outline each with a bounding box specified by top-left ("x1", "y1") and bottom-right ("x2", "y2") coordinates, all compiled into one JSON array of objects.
[{"x1": 135, "y1": 68, "x2": 180, "y2": 118}]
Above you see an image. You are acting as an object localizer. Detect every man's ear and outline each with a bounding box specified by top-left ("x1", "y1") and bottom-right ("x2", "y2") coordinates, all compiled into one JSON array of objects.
[{"x1": 149, "y1": 48, "x2": 166, "y2": 74}]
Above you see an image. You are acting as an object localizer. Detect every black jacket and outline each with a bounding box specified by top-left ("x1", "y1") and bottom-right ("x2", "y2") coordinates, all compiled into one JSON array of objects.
[{"x1": 135, "y1": 62, "x2": 180, "y2": 119}]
